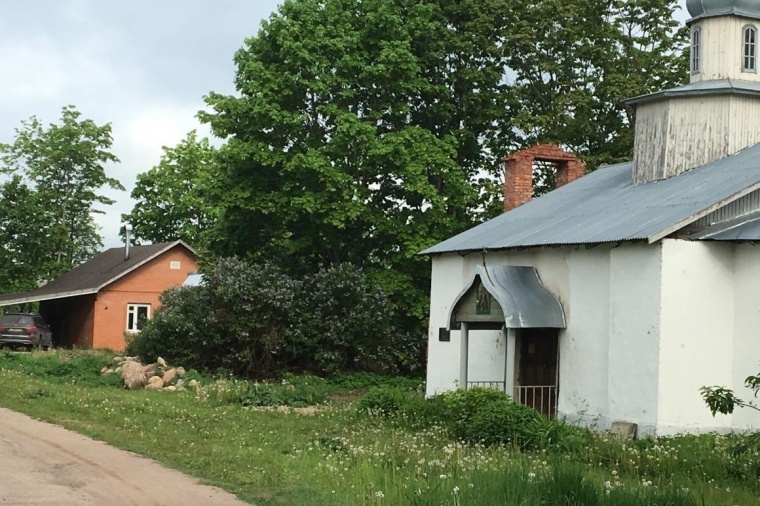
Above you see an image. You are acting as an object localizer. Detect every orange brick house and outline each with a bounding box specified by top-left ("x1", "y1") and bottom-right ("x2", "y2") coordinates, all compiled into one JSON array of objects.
[{"x1": 0, "y1": 241, "x2": 197, "y2": 350}]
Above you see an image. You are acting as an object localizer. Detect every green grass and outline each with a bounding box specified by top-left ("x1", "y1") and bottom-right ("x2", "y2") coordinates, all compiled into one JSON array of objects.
[{"x1": 0, "y1": 351, "x2": 757, "y2": 505}]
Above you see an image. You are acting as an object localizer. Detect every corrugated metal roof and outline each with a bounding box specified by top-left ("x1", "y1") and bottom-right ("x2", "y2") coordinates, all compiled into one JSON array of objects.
[
  {"x1": 0, "y1": 241, "x2": 196, "y2": 306},
  {"x1": 448, "y1": 266, "x2": 566, "y2": 329},
  {"x1": 625, "y1": 79, "x2": 760, "y2": 106},
  {"x1": 422, "y1": 142, "x2": 760, "y2": 255},
  {"x1": 690, "y1": 215, "x2": 760, "y2": 240}
]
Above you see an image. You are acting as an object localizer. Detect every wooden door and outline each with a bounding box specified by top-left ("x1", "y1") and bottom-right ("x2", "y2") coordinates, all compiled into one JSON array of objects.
[{"x1": 517, "y1": 329, "x2": 558, "y2": 416}]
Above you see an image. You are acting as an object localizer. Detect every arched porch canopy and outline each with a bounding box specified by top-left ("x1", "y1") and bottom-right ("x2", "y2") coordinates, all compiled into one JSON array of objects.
[{"x1": 447, "y1": 265, "x2": 566, "y2": 330}]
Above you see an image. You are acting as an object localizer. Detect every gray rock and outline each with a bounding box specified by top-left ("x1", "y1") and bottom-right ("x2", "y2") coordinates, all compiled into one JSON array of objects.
[
  {"x1": 121, "y1": 361, "x2": 146, "y2": 390},
  {"x1": 175, "y1": 367, "x2": 186, "y2": 377},
  {"x1": 143, "y1": 363, "x2": 158, "y2": 378},
  {"x1": 188, "y1": 379, "x2": 199, "y2": 389},
  {"x1": 145, "y1": 376, "x2": 164, "y2": 391},
  {"x1": 163, "y1": 385, "x2": 177, "y2": 392},
  {"x1": 157, "y1": 357, "x2": 167, "y2": 367},
  {"x1": 162, "y1": 368, "x2": 178, "y2": 385}
]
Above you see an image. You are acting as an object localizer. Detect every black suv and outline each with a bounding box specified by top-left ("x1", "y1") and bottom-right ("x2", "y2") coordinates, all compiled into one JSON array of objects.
[{"x1": 0, "y1": 313, "x2": 53, "y2": 350}]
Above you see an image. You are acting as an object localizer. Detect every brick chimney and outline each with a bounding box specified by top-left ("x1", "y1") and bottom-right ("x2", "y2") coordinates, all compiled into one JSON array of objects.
[{"x1": 503, "y1": 144, "x2": 585, "y2": 212}]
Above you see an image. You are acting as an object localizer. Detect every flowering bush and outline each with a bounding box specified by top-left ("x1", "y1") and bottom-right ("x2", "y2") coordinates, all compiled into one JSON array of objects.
[{"x1": 127, "y1": 258, "x2": 419, "y2": 377}]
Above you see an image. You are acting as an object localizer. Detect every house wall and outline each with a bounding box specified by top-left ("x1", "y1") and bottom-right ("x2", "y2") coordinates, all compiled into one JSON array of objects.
[
  {"x1": 92, "y1": 246, "x2": 197, "y2": 350},
  {"x1": 732, "y1": 244, "x2": 760, "y2": 429},
  {"x1": 691, "y1": 16, "x2": 760, "y2": 83},
  {"x1": 426, "y1": 242, "x2": 665, "y2": 434},
  {"x1": 426, "y1": 239, "x2": 760, "y2": 435},
  {"x1": 633, "y1": 96, "x2": 760, "y2": 184},
  {"x1": 658, "y1": 240, "x2": 736, "y2": 434},
  {"x1": 607, "y1": 244, "x2": 663, "y2": 434}
]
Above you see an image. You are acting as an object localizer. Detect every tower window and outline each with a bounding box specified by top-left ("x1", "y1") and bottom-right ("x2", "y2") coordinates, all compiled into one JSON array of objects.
[
  {"x1": 691, "y1": 26, "x2": 701, "y2": 74},
  {"x1": 743, "y1": 25, "x2": 757, "y2": 72}
]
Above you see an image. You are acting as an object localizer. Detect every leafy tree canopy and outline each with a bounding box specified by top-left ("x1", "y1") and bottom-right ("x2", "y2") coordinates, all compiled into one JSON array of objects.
[
  {"x1": 0, "y1": 105, "x2": 123, "y2": 288},
  {"x1": 196, "y1": 0, "x2": 686, "y2": 337},
  {"x1": 122, "y1": 130, "x2": 217, "y2": 248}
]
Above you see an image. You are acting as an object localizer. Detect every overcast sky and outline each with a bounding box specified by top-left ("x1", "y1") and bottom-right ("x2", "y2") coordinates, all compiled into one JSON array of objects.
[
  {"x1": 1, "y1": 0, "x2": 689, "y2": 249},
  {"x1": 0, "y1": 0, "x2": 281, "y2": 248}
]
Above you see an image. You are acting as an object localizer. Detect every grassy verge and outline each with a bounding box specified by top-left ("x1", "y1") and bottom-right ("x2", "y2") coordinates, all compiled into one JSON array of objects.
[{"x1": 0, "y1": 350, "x2": 757, "y2": 505}]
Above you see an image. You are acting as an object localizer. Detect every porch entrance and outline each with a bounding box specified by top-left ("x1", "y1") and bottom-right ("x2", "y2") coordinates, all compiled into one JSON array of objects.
[
  {"x1": 448, "y1": 265, "x2": 566, "y2": 418},
  {"x1": 515, "y1": 328, "x2": 558, "y2": 417}
]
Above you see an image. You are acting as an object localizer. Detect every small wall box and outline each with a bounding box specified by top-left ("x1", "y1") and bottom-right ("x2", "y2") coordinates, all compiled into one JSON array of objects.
[{"x1": 439, "y1": 327, "x2": 450, "y2": 341}]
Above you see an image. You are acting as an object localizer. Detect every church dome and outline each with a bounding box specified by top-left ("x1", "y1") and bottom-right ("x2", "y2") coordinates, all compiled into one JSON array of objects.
[{"x1": 687, "y1": 0, "x2": 760, "y2": 19}]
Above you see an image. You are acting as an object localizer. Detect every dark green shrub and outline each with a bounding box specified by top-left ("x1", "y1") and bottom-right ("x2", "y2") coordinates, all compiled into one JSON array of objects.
[
  {"x1": 296, "y1": 264, "x2": 415, "y2": 374},
  {"x1": 128, "y1": 259, "x2": 298, "y2": 376},
  {"x1": 436, "y1": 387, "x2": 517, "y2": 436},
  {"x1": 458, "y1": 397, "x2": 543, "y2": 448},
  {"x1": 129, "y1": 258, "x2": 416, "y2": 377},
  {"x1": 327, "y1": 371, "x2": 423, "y2": 391},
  {"x1": 356, "y1": 386, "x2": 427, "y2": 418}
]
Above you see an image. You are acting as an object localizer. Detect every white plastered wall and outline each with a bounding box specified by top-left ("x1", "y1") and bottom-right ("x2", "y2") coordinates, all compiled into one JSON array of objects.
[
  {"x1": 425, "y1": 243, "x2": 665, "y2": 434},
  {"x1": 732, "y1": 244, "x2": 760, "y2": 429},
  {"x1": 606, "y1": 243, "x2": 663, "y2": 434},
  {"x1": 658, "y1": 239, "x2": 736, "y2": 434}
]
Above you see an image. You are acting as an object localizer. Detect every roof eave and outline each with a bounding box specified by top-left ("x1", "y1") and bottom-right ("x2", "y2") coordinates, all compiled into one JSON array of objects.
[
  {"x1": 625, "y1": 83, "x2": 760, "y2": 107},
  {"x1": 0, "y1": 288, "x2": 98, "y2": 307}
]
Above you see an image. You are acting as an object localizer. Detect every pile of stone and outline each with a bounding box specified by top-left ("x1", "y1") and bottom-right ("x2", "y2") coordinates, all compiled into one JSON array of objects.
[{"x1": 101, "y1": 356, "x2": 200, "y2": 392}]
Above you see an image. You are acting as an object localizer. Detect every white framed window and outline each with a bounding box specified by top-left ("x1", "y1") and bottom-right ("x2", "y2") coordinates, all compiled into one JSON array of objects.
[
  {"x1": 170, "y1": 260, "x2": 181, "y2": 270},
  {"x1": 743, "y1": 25, "x2": 757, "y2": 72},
  {"x1": 126, "y1": 304, "x2": 151, "y2": 332},
  {"x1": 691, "y1": 26, "x2": 701, "y2": 74}
]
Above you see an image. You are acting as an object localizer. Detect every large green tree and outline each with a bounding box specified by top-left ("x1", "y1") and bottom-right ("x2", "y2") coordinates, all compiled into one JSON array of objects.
[
  {"x1": 122, "y1": 131, "x2": 217, "y2": 248},
  {"x1": 506, "y1": 0, "x2": 687, "y2": 192},
  {"x1": 201, "y1": 0, "x2": 515, "y2": 326},
  {"x1": 198, "y1": 0, "x2": 687, "y2": 336},
  {"x1": 0, "y1": 176, "x2": 50, "y2": 292},
  {"x1": 0, "y1": 106, "x2": 124, "y2": 285}
]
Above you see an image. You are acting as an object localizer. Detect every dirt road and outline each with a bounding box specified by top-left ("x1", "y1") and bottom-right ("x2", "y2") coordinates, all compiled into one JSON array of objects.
[{"x1": 0, "y1": 407, "x2": 250, "y2": 505}]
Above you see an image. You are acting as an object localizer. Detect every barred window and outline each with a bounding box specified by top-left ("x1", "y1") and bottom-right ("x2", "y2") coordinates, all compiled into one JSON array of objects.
[
  {"x1": 691, "y1": 26, "x2": 701, "y2": 74},
  {"x1": 744, "y1": 25, "x2": 757, "y2": 72}
]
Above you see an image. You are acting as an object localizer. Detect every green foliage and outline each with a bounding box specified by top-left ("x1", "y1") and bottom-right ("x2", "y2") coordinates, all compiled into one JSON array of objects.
[
  {"x1": 190, "y1": 0, "x2": 688, "y2": 344},
  {"x1": 436, "y1": 387, "x2": 547, "y2": 449},
  {"x1": 327, "y1": 372, "x2": 423, "y2": 391},
  {"x1": 242, "y1": 375, "x2": 329, "y2": 407},
  {"x1": 700, "y1": 368, "x2": 760, "y2": 481},
  {"x1": 200, "y1": 374, "x2": 330, "y2": 408},
  {"x1": 297, "y1": 263, "x2": 423, "y2": 374},
  {"x1": 0, "y1": 176, "x2": 51, "y2": 292},
  {"x1": 0, "y1": 350, "x2": 121, "y2": 388},
  {"x1": 128, "y1": 257, "x2": 416, "y2": 376},
  {"x1": 0, "y1": 361, "x2": 757, "y2": 505},
  {"x1": 358, "y1": 386, "x2": 594, "y2": 451},
  {"x1": 356, "y1": 386, "x2": 425, "y2": 417},
  {"x1": 0, "y1": 105, "x2": 124, "y2": 284},
  {"x1": 506, "y1": 0, "x2": 687, "y2": 179},
  {"x1": 701, "y1": 367, "x2": 760, "y2": 416},
  {"x1": 122, "y1": 131, "x2": 217, "y2": 248}
]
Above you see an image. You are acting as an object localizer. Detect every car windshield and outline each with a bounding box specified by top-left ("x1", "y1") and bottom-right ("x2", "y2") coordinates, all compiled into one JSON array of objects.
[{"x1": 0, "y1": 315, "x2": 32, "y2": 326}]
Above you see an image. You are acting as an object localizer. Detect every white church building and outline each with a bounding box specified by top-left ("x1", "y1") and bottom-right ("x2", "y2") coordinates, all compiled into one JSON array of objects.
[{"x1": 422, "y1": 0, "x2": 760, "y2": 436}]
